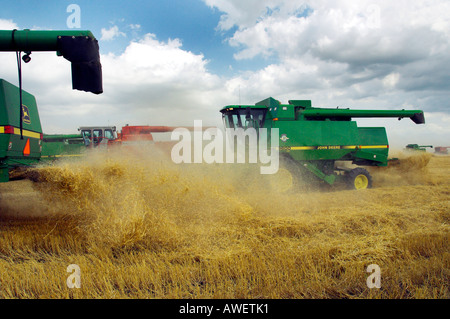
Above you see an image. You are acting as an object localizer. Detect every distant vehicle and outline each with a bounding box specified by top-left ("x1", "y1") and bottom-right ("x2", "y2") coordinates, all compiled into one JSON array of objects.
[
  {"x1": 434, "y1": 146, "x2": 449, "y2": 155},
  {"x1": 405, "y1": 144, "x2": 433, "y2": 152}
]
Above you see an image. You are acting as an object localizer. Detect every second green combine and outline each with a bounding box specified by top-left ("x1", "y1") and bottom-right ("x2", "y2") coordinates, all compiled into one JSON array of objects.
[{"x1": 220, "y1": 97, "x2": 425, "y2": 190}]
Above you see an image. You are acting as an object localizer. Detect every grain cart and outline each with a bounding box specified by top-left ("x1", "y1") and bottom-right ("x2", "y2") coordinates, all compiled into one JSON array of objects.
[
  {"x1": 434, "y1": 147, "x2": 449, "y2": 155},
  {"x1": 220, "y1": 97, "x2": 425, "y2": 190},
  {"x1": 0, "y1": 29, "x2": 102, "y2": 182}
]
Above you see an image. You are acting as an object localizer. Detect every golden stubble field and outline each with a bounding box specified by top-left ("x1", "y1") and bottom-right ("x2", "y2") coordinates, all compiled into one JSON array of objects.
[{"x1": 0, "y1": 148, "x2": 448, "y2": 299}]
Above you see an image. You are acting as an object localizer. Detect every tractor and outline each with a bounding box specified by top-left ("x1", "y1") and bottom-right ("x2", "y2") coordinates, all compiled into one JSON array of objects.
[{"x1": 434, "y1": 147, "x2": 449, "y2": 155}]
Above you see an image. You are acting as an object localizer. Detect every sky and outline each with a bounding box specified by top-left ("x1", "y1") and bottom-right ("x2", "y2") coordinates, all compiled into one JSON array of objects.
[{"x1": 0, "y1": 0, "x2": 449, "y2": 148}]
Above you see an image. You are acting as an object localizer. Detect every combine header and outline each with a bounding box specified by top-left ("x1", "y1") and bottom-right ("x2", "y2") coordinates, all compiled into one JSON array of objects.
[
  {"x1": 220, "y1": 97, "x2": 425, "y2": 190},
  {"x1": 0, "y1": 29, "x2": 102, "y2": 182}
]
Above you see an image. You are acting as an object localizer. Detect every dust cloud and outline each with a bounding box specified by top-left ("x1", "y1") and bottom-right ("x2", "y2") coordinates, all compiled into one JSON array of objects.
[
  {"x1": 0, "y1": 144, "x2": 448, "y2": 299},
  {"x1": 0, "y1": 146, "x2": 443, "y2": 221}
]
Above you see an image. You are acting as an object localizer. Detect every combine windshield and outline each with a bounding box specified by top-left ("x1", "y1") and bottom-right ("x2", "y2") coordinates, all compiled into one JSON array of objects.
[{"x1": 222, "y1": 108, "x2": 266, "y2": 130}]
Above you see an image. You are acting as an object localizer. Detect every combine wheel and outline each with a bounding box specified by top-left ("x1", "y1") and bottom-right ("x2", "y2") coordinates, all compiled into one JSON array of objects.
[
  {"x1": 266, "y1": 155, "x2": 303, "y2": 193},
  {"x1": 346, "y1": 168, "x2": 372, "y2": 190},
  {"x1": 267, "y1": 167, "x2": 294, "y2": 193}
]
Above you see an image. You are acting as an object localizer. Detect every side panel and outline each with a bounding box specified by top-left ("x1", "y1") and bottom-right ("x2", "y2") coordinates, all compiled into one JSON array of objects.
[
  {"x1": 0, "y1": 79, "x2": 42, "y2": 131},
  {"x1": 353, "y1": 127, "x2": 389, "y2": 166},
  {"x1": 0, "y1": 79, "x2": 43, "y2": 181},
  {"x1": 275, "y1": 120, "x2": 360, "y2": 161}
]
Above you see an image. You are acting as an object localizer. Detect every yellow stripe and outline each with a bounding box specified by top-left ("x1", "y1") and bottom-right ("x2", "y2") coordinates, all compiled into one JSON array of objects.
[
  {"x1": 291, "y1": 146, "x2": 315, "y2": 150},
  {"x1": 277, "y1": 145, "x2": 388, "y2": 151},
  {"x1": 13, "y1": 128, "x2": 41, "y2": 139},
  {"x1": 0, "y1": 126, "x2": 41, "y2": 139},
  {"x1": 359, "y1": 145, "x2": 388, "y2": 149}
]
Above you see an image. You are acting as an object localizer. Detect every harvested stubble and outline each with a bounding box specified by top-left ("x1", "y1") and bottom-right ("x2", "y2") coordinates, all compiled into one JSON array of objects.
[{"x1": 0, "y1": 149, "x2": 448, "y2": 299}]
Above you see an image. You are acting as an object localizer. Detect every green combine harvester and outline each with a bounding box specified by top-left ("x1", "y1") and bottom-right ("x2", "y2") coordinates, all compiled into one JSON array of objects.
[
  {"x1": 405, "y1": 144, "x2": 433, "y2": 152},
  {"x1": 220, "y1": 98, "x2": 425, "y2": 190},
  {"x1": 0, "y1": 29, "x2": 102, "y2": 182}
]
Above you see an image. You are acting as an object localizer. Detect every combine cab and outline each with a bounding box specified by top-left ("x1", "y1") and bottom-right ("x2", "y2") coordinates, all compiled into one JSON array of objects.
[
  {"x1": 220, "y1": 97, "x2": 425, "y2": 190},
  {"x1": 79, "y1": 126, "x2": 117, "y2": 148}
]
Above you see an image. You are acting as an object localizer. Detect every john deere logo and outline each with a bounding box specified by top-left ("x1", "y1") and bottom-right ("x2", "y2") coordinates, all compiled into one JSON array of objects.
[
  {"x1": 280, "y1": 134, "x2": 289, "y2": 142},
  {"x1": 22, "y1": 105, "x2": 31, "y2": 124}
]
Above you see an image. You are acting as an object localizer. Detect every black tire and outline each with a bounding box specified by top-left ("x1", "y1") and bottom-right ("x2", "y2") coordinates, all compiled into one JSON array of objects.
[{"x1": 346, "y1": 167, "x2": 372, "y2": 190}]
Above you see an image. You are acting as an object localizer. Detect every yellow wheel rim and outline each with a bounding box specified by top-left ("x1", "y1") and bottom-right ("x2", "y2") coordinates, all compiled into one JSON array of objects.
[
  {"x1": 269, "y1": 168, "x2": 293, "y2": 192},
  {"x1": 354, "y1": 174, "x2": 369, "y2": 189}
]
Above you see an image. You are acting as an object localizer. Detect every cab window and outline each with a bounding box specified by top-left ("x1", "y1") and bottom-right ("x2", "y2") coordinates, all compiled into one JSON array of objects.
[
  {"x1": 93, "y1": 129, "x2": 103, "y2": 144},
  {"x1": 104, "y1": 129, "x2": 114, "y2": 141}
]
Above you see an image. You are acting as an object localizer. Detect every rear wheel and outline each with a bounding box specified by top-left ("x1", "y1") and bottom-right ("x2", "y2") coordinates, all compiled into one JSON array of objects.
[
  {"x1": 346, "y1": 168, "x2": 372, "y2": 190},
  {"x1": 266, "y1": 155, "x2": 305, "y2": 193},
  {"x1": 267, "y1": 167, "x2": 294, "y2": 192}
]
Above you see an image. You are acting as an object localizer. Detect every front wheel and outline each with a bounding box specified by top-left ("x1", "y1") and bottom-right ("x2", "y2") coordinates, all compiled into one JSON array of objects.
[{"x1": 346, "y1": 168, "x2": 372, "y2": 190}]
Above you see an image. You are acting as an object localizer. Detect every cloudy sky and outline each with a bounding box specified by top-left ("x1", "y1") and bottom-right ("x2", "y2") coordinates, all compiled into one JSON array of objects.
[{"x1": 0, "y1": 0, "x2": 449, "y2": 148}]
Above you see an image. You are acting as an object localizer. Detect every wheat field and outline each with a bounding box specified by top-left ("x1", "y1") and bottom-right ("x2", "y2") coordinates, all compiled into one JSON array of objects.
[{"x1": 0, "y1": 148, "x2": 448, "y2": 299}]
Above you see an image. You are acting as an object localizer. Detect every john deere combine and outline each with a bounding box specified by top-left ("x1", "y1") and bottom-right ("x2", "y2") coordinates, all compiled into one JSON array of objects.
[
  {"x1": 405, "y1": 144, "x2": 433, "y2": 152},
  {"x1": 220, "y1": 97, "x2": 425, "y2": 190},
  {"x1": 0, "y1": 29, "x2": 102, "y2": 182}
]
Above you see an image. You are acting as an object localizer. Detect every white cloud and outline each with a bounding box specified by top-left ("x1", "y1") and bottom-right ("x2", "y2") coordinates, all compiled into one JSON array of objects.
[
  {"x1": 105, "y1": 34, "x2": 212, "y2": 82},
  {"x1": 1, "y1": 6, "x2": 449, "y2": 149},
  {"x1": 213, "y1": 0, "x2": 450, "y2": 66},
  {"x1": 0, "y1": 31, "x2": 226, "y2": 135},
  {"x1": 203, "y1": 0, "x2": 450, "y2": 146},
  {"x1": 0, "y1": 18, "x2": 18, "y2": 29},
  {"x1": 100, "y1": 25, "x2": 126, "y2": 41},
  {"x1": 382, "y1": 73, "x2": 400, "y2": 89},
  {"x1": 128, "y1": 24, "x2": 141, "y2": 30}
]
